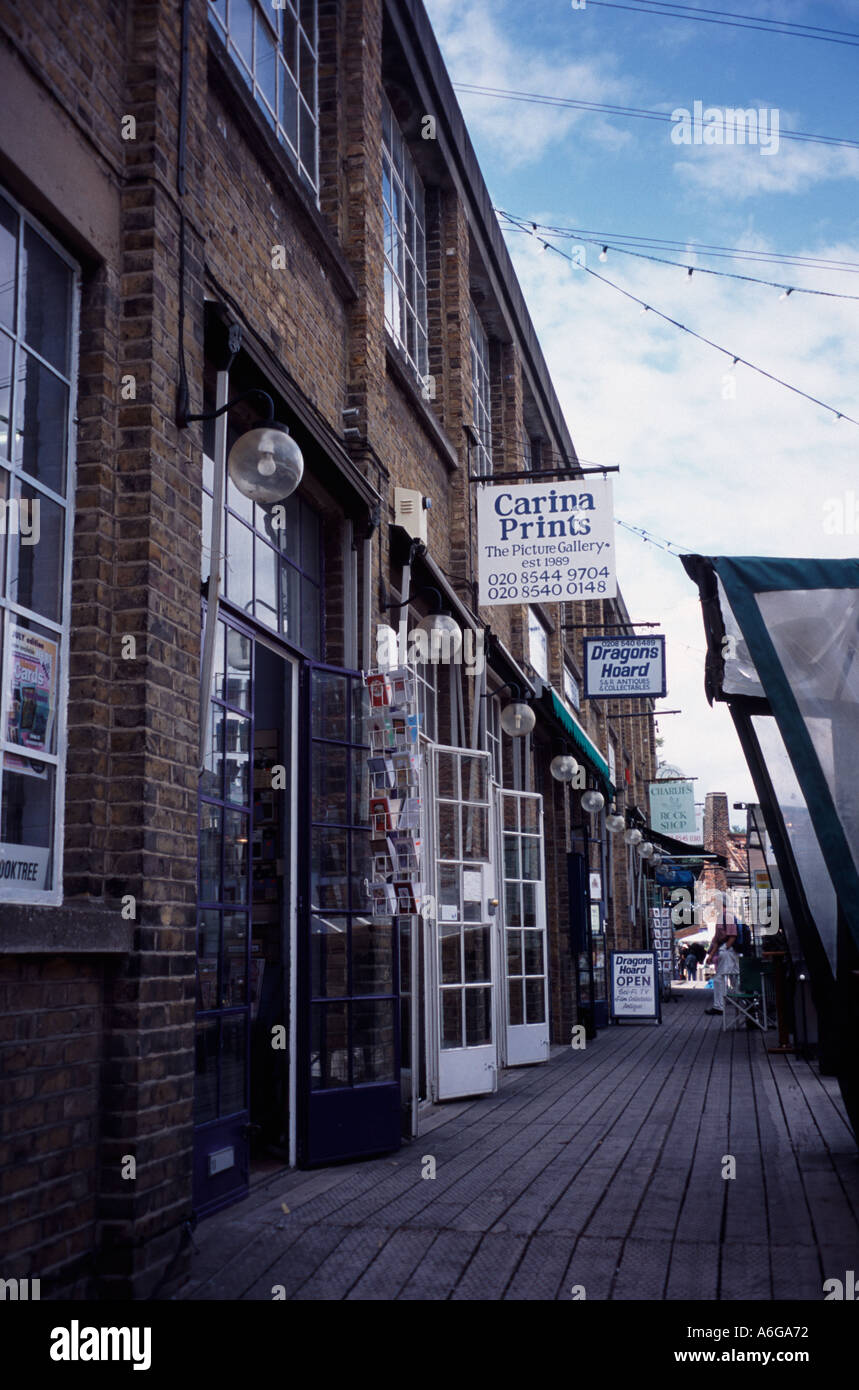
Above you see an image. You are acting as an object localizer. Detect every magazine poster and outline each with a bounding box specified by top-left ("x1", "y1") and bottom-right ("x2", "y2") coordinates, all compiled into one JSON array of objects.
[{"x1": 5, "y1": 625, "x2": 58, "y2": 778}]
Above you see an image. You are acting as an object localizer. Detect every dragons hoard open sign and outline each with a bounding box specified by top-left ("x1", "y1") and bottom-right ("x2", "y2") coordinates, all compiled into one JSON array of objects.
[{"x1": 476, "y1": 477, "x2": 616, "y2": 607}]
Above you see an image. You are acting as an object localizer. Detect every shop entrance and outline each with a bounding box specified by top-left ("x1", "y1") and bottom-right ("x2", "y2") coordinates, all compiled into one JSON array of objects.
[
  {"x1": 193, "y1": 617, "x2": 297, "y2": 1217},
  {"x1": 299, "y1": 665, "x2": 402, "y2": 1166},
  {"x1": 497, "y1": 789, "x2": 550, "y2": 1066},
  {"x1": 428, "y1": 746, "x2": 497, "y2": 1100}
]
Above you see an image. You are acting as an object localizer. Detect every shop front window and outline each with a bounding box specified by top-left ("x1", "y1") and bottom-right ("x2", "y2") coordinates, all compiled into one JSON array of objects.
[
  {"x1": 203, "y1": 447, "x2": 323, "y2": 657},
  {"x1": 0, "y1": 189, "x2": 77, "y2": 903}
]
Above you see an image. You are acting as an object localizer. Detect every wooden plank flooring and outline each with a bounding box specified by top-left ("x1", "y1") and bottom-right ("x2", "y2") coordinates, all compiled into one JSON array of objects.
[{"x1": 180, "y1": 985, "x2": 859, "y2": 1301}]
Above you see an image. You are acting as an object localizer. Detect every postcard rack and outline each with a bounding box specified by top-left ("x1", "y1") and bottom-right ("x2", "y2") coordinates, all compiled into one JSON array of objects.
[{"x1": 364, "y1": 668, "x2": 425, "y2": 917}]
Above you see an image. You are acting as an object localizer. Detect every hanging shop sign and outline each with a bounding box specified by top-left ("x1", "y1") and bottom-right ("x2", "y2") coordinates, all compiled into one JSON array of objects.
[
  {"x1": 583, "y1": 633, "x2": 666, "y2": 699},
  {"x1": 476, "y1": 477, "x2": 616, "y2": 607},
  {"x1": 609, "y1": 950, "x2": 662, "y2": 1022},
  {"x1": 648, "y1": 778, "x2": 697, "y2": 843}
]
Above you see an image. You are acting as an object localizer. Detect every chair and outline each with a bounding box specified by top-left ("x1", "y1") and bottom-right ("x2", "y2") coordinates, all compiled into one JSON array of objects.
[{"x1": 722, "y1": 957, "x2": 770, "y2": 1032}]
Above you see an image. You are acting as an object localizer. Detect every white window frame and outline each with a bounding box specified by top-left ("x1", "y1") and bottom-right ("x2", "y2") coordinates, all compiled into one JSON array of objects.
[
  {"x1": 0, "y1": 186, "x2": 79, "y2": 906},
  {"x1": 485, "y1": 691, "x2": 503, "y2": 787},
  {"x1": 470, "y1": 302, "x2": 492, "y2": 476},
  {"x1": 382, "y1": 95, "x2": 428, "y2": 382},
  {"x1": 528, "y1": 610, "x2": 550, "y2": 683},
  {"x1": 209, "y1": 0, "x2": 320, "y2": 197},
  {"x1": 563, "y1": 661, "x2": 580, "y2": 713}
]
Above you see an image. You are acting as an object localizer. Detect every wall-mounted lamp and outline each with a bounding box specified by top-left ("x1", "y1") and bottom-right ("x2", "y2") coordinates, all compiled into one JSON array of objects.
[
  {"x1": 605, "y1": 813, "x2": 626, "y2": 834},
  {"x1": 412, "y1": 588, "x2": 462, "y2": 658},
  {"x1": 385, "y1": 585, "x2": 463, "y2": 662},
  {"x1": 550, "y1": 753, "x2": 579, "y2": 782},
  {"x1": 180, "y1": 387, "x2": 304, "y2": 504},
  {"x1": 492, "y1": 682, "x2": 536, "y2": 738},
  {"x1": 623, "y1": 827, "x2": 642, "y2": 847},
  {"x1": 581, "y1": 789, "x2": 605, "y2": 814}
]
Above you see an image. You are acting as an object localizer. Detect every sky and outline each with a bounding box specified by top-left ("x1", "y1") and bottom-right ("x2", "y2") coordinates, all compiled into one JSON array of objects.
[{"x1": 423, "y1": 0, "x2": 859, "y2": 823}]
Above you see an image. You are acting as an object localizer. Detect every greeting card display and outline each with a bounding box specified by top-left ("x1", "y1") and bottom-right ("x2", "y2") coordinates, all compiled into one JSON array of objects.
[
  {"x1": 369, "y1": 796, "x2": 396, "y2": 835},
  {"x1": 366, "y1": 673, "x2": 393, "y2": 708},
  {"x1": 363, "y1": 665, "x2": 425, "y2": 918}
]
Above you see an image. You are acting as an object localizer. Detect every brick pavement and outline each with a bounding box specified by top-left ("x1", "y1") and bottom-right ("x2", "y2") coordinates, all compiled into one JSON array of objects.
[{"x1": 179, "y1": 986, "x2": 859, "y2": 1300}]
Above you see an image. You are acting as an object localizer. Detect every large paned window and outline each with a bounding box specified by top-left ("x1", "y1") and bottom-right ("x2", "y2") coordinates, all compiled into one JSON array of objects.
[
  {"x1": 470, "y1": 302, "x2": 492, "y2": 476},
  {"x1": 209, "y1": 0, "x2": 319, "y2": 195},
  {"x1": 202, "y1": 450, "x2": 323, "y2": 657},
  {"x1": 0, "y1": 189, "x2": 77, "y2": 903},
  {"x1": 528, "y1": 610, "x2": 550, "y2": 682},
  {"x1": 382, "y1": 95, "x2": 428, "y2": 381}
]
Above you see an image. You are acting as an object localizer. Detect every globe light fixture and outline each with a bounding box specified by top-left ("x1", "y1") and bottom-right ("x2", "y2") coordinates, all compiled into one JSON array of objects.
[
  {"x1": 500, "y1": 700, "x2": 536, "y2": 737},
  {"x1": 550, "y1": 754, "x2": 579, "y2": 782},
  {"x1": 637, "y1": 841, "x2": 654, "y2": 859},
  {"x1": 228, "y1": 422, "x2": 304, "y2": 504},
  {"x1": 624, "y1": 827, "x2": 642, "y2": 846},
  {"x1": 606, "y1": 813, "x2": 626, "y2": 834},
  {"x1": 651, "y1": 852, "x2": 662, "y2": 867},
  {"x1": 414, "y1": 609, "x2": 463, "y2": 662},
  {"x1": 581, "y1": 790, "x2": 605, "y2": 814}
]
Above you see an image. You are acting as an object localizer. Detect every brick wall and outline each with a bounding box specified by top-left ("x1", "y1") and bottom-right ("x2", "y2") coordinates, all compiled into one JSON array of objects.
[{"x1": 0, "y1": 956, "x2": 104, "y2": 1297}]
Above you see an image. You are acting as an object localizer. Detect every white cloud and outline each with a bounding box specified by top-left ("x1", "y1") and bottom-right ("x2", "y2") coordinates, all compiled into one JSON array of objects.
[
  {"x1": 673, "y1": 140, "x2": 859, "y2": 199},
  {"x1": 504, "y1": 231, "x2": 859, "y2": 804},
  {"x1": 424, "y1": 0, "x2": 636, "y2": 168}
]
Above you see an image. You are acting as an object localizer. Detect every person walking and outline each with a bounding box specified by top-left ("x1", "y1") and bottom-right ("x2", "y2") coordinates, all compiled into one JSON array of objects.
[
  {"x1": 685, "y1": 947, "x2": 698, "y2": 983},
  {"x1": 678, "y1": 945, "x2": 689, "y2": 982},
  {"x1": 704, "y1": 920, "x2": 738, "y2": 1015}
]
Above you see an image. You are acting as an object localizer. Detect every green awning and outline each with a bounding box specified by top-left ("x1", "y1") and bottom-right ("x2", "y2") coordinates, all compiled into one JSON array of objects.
[{"x1": 548, "y1": 690, "x2": 615, "y2": 796}]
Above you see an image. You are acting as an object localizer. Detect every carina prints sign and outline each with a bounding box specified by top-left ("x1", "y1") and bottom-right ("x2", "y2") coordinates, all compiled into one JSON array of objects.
[
  {"x1": 609, "y1": 950, "x2": 661, "y2": 1022},
  {"x1": 583, "y1": 633, "x2": 666, "y2": 698},
  {"x1": 648, "y1": 779, "x2": 698, "y2": 844},
  {"x1": 476, "y1": 477, "x2": 616, "y2": 607}
]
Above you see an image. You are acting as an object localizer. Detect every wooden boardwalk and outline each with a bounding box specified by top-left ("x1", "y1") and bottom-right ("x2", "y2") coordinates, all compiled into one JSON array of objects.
[{"x1": 180, "y1": 984, "x2": 859, "y2": 1300}]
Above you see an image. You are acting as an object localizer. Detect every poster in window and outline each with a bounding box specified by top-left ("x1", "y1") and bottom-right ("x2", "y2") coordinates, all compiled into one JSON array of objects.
[{"x1": 5, "y1": 626, "x2": 58, "y2": 777}]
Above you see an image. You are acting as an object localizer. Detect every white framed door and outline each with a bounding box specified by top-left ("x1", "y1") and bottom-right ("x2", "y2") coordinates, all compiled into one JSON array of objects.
[
  {"x1": 497, "y1": 789, "x2": 550, "y2": 1066},
  {"x1": 428, "y1": 746, "x2": 497, "y2": 1099}
]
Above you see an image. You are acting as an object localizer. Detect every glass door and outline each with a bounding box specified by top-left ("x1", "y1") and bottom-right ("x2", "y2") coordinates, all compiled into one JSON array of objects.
[
  {"x1": 193, "y1": 615, "x2": 255, "y2": 1217},
  {"x1": 429, "y1": 746, "x2": 497, "y2": 1099},
  {"x1": 300, "y1": 666, "x2": 401, "y2": 1165},
  {"x1": 498, "y1": 789, "x2": 550, "y2": 1066}
]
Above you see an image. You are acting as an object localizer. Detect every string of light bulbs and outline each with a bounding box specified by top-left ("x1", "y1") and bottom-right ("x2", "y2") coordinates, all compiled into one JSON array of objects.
[
  {"x1": 500, "y1": 222, "x2": 859, "y2": 276},
  {"x1": 616, "y1": 519, "x2": 692, "y2": 555},
  {"x1": 500, "y1": 226, "x2": 859, "y2": 429},
  {"x1": 498, "y1": 212, "x2": 859, "y2": 303}
]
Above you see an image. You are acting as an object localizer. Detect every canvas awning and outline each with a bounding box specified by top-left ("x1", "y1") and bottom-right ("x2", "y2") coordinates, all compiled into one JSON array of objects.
[{"x1": 546, "y1": 689, "x2": 615, "y2": 796}]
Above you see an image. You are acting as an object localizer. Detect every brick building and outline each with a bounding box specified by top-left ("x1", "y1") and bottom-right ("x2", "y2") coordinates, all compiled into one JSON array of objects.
[{"x1": 0, "y1": 0, "x2": 656, "y2": 1297}]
